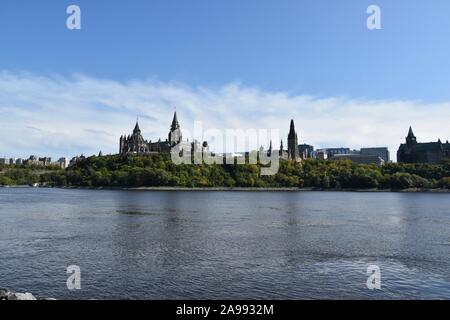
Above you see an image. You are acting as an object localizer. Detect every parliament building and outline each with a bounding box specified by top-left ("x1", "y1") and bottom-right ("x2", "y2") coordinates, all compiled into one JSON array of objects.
[
  {"x1": 119, "y1": 113, "x2": 303, "y2": 163},
  {"x1": 119, "y1": 111, "x2": 188, "y2": 155},
  {"x1": 397, "y1": 127, "x2": 450, "y2": 164}
]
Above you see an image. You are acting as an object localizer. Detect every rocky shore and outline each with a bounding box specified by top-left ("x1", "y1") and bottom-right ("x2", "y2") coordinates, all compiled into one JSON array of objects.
[{"x1": 0, "y1": 288, "x2": 37, "y2": 300}]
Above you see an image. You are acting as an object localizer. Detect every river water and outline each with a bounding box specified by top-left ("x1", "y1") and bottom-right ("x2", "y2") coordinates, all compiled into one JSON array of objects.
[{"x1": 0, "y1": 188, "x2": 449, "y2": 299}]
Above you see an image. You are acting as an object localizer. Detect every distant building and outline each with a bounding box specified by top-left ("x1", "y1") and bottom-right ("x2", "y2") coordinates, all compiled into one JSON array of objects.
[
  {"x1": 318, "y1": 147, "x2": 389, "y2": 165},
  {"x1": 56, "y1": 157, "x2": 68, "y2": 169},
  {"x1": 268, "y1": 140, "x2": 273, "y2": 157},
  {"x1": 326, "y1": 148, "x2": 356, "y2": 158},
  {"x1": 119, "y1": 112, "x2": 186, "y2": 155},
  {"x1": 0, "y1": 156, "x2": 65, "y2": 167},
  {"x1": 298, "y1": 144, "x2": 314, "y2": 159},
  {"x1": 330, "y1": 154, "x2": 385, "y2": 166},
  {"x1": 397, "y1": 127, "x2": 450, "y2": 164},
  {"x1": 39, "y1": 157, "x2": 52, "y2": 166},
  {"x1": 69, "y1": 155, "x2": 86, "y2": 167},
  {"x1": 360, "y1": 147, "x2": 390, "y2": 163},
  {"x1": 279, "y1": 140, "x2": 286, "y2": 158},
  {"x1": 315, "y1": 149, "x2": 328, "y2": 160},
  {"x1": 25, "y1": 155, "x2": 39, "y2": 166},
  {"x1": 277, "y1": 120, "x2": 302, "y2": 161},
  {"x1": 120, "y1": 121, "x2": 151, "y2": 154}
]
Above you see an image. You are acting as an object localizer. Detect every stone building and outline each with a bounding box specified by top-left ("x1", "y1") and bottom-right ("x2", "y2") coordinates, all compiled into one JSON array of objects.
[
  {"x1": 278, "y1": 119, "x2": 301, "y2": 161},
  {"x1": 119, "y1": 112, "x2": 183, "y2": 155},
  {"x1": 119, "y1": 121, "x2": 150, "y2": 154},
  {"x1": 118, "y1": 111, "x2": 206, "y2": 157},
  {"x1": 397, "y1": 127, "x2": 450, "y2": 164}
]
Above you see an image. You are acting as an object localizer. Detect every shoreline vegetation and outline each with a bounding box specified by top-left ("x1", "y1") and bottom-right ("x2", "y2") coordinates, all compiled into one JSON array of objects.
[
  {"x1": 1, "y1": 153, "x2": 450, "y2": 192},
  {"x1": 1, "y1": 185, "x2": 450, "y2": 193}
]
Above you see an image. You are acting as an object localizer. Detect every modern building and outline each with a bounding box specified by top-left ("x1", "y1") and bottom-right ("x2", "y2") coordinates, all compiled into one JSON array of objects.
[
  {"x1": 25, "y1": 155, "x2": 39, "y2": 166},
  {"x1": 298, "y1": 144, "x2": 314, "y2": 159},
  {"x1": 330, "y1": 154, "x2": 385, "y2": 165},
  {"x1": 325, "y1": 148, "x2": 358, "y2": 158},
  {"x1": 22, "y1": 156, "x2": 53, "y2": 166},
  {"x1": 39, "y1": 157, "x2": 52, "y2": 166},
  {"x1": 315, "y1": 149, "x2": 328, "y2": 160},
  {"x1": 397, "y1": 127, "x2": 450, "y2": 164},
  {"x1": 360, "y1": 147, "x2": 390, "y2": 163}
]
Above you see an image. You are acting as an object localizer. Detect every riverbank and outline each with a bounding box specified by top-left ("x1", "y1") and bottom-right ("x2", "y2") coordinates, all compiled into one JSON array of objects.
[
  {"x1": 126, "y1": 187, "x2": 450, "y2": 192},
  {"x1": 2, "y1": 185, "x2": 449, "y2": 193}
]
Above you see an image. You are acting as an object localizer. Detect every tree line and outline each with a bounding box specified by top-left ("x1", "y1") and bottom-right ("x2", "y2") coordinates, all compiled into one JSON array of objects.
[{"x1": 2, "y1": 154, "x2": 449, "y2": 190}]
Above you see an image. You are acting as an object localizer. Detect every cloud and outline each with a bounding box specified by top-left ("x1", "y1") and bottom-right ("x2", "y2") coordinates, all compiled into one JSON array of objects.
[{"x1": 0, "y1": 70, "x2": 449, "y2": 161}]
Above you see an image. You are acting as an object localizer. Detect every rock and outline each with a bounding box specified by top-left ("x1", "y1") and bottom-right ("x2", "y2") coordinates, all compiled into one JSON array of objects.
[
  {"x1": 9, "y1": 292, "x2": 37, "y2": 300},
  {"x1": 0, "y1": 288, "x2": 37, "y2": 300},
  {"x1": 0, "y1": 288, "x2": 9, "y2": 300}
]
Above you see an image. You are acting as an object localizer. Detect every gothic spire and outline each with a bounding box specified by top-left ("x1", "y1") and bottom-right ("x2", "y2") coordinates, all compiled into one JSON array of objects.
[
  {"x1": 133, "y1": 120, "x2": 141, "y2": 134},
  {"x1": 406, "y1": 126, "x2": 417, "y2": 148},
  {"x1": 288, "y1": 119, "x2": 296, "y2": 139},
  {"x1": 407, "y1": 126, "x2": 415, "y2": 138},
  {"x1": 171, "y1": 111, "x2": 180, "y2": 131}
]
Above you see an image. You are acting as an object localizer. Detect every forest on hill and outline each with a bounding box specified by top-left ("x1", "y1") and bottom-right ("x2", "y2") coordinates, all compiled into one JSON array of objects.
[{"x1": 1, "y1": 154, "x2": 450, "y2": 190}]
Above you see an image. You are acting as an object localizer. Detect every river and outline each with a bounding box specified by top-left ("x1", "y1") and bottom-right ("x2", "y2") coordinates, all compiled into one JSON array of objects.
[{"x1": 0, "y1": 188, "x2": 449, "y2": 299}]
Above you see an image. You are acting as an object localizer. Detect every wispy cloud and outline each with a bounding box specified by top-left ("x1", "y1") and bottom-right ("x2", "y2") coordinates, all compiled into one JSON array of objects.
[{"x1": 0, "y1": 71, "x2": 449, "y2": 160}]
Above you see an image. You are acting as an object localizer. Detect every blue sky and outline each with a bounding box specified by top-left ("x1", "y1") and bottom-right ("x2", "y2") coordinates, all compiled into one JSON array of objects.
[
  {"x1": 2, "y1": 0, "x2": 450, "y2": 100},
  {"x1": 1, "y1": 0, "x2": 450, "y2": 159}
]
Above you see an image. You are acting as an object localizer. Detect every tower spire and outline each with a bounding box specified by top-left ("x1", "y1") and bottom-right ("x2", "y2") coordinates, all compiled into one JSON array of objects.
[
  {"x1": 287, "y1": 119, "x2": 299, "y2": 161},
  {"x1": 171, "y1": 110, "x2": 180, "y2": 131},
  {"x1": 133, "y1": 119, "x2": 141, "y2": 133},
  {"x1": 406, "y1": 125, "x2": 417, "y2": 148},
  {"x1": 169, "y1": 110, "x2": 182, "y2": 146},
  {"x1": 407, "y1": 126, "x2": 415, "y2": 138}
]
